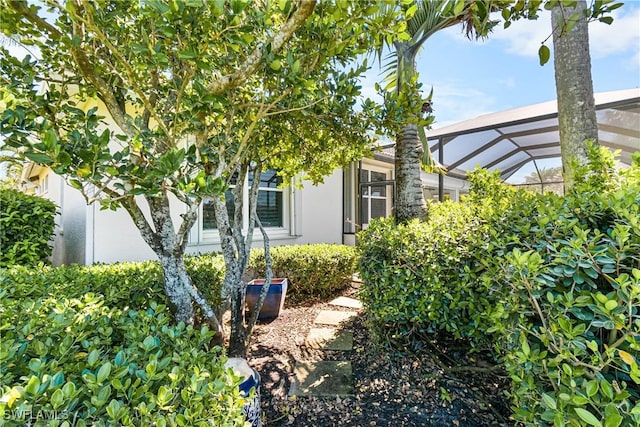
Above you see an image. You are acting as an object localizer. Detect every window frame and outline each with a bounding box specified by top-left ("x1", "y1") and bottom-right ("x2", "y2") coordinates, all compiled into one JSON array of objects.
[
  {"x1": 198, "y1": 171, "x2": 289, "y2": 243},
  {"x1": 359, "y1": 164, "x2": 393, "y2": 227}
]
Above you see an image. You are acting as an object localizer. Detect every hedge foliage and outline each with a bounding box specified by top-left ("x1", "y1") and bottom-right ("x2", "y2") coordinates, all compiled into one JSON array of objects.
[
  {"x1": 0, "y1": 257, "x2": 245, "y2": 426},
  {"x1": 0, "y1": 189, "x2": 57, "y2": 267},
  {"x1": 358, "y1": 146, "x2": 640, "y2": 426},
  {"x1": 248, "y1": 244, "x2": 358, "y2": 305}
]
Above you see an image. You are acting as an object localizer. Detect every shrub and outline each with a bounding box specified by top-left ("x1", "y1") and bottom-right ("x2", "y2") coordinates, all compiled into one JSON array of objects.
[
  {"x1": 499, "y1": 148, "x2": 640, "y2": 426},
  {"x1": 358, "y1": 146, "x2": 640, "y2": 425},
  {"x1": 0, "y1": 189, "x2": 57, "y2": 267},
  {"x1": 0, "y1": 260, "x2": 244, "y2": 426},
  {"x1": 357, "y1": 202, "x2": 492, "y2": 345},
  {"x1": 1, "y1": 254, "x2": 225, "y2": 314},
  {"x1": 248, "y1": 244, "x2": 358, "y2": 305}
]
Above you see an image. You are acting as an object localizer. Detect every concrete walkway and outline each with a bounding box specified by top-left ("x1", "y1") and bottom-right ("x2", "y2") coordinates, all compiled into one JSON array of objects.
[{"x1": 289, "y1": 296, "x2": 362, "y2": 397}]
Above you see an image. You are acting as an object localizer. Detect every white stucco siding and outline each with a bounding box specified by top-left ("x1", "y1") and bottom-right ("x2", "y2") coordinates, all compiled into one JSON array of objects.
[
  {"x1": 90, "y1": 193, "x2": 190, "y2": 264},
  {"x1": 297, "y1": 169, "x2": 343, "y2": 245}
]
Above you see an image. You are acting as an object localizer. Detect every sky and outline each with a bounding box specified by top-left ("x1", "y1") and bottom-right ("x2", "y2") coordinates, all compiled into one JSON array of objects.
[{"x1": 359, "y1": 2, "x2": 640, "y2": 130}]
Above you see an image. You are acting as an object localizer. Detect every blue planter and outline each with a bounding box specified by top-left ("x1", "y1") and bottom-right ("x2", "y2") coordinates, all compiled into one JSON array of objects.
[
  {"x1": 225, "y1": 358, "x2": 261, "y2": 427},
  {"x1": 246, "y1": 278, "x2": 288, "y2": 320}
]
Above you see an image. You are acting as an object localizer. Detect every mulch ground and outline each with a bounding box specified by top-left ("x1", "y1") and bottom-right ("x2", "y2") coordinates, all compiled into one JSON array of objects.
[{"x1": 246, "y1": 284, "x2": 514, "y2": 427}]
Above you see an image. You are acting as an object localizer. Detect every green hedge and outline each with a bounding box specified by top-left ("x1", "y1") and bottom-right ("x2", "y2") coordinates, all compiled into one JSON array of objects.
[
  {"x1": 358, "y1": 146, "x2": 640, "y2": 426},
  {"x1": 0, "y1": 257, "x2": 244, "y2": 426},
  {"x1": 248, "y1": 244, "x2": 358, "y2": 305},
  {"x1": 0, "y1": 189, "x2": 57, "y2": 267},
  {"x1": 1, "y1": 254, "x2": 225, "y2": 313}
]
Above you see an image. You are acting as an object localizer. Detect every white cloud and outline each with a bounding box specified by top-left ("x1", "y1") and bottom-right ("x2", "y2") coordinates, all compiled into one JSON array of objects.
[
  {"x1": 425, "y1": 81, "x2": 499, "y2": 128},
  {"x1": 589, "y1": 7, "x2": 640, "y2": 59},
  {"x1": 488, "y1": 5, "x2": 640, "y2": 61},
  {"x1": 490, "y1": 13, "x2": 552, "y2": 58}
]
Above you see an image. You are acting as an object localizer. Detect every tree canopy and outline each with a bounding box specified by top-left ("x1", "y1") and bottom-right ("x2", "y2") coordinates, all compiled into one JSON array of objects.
[{"x1": 0, "y1": 0, "x2": 401, "y2": 355}]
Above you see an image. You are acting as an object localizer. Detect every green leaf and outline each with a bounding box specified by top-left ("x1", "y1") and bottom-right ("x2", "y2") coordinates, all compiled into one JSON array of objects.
[
  {"x1": 25, "y1": 375, "x2": 41, "y2": 395},
  {"x1": 87, "y1": 349, "x2": 100, "y2": 367},
  {"x1": 97, "y1": 362, "x2": 112, "y2": 383},
  {"x1": 24, "y1": 152, "x2": 53, "y2": 165},
  {"x1": 51, "y1": 388, "x2": 65, "y2": 409},
  {"x1": 575, "y1": 408, "x2": 602, "y2": 427},
  {"x1": 539, "y1": 44, "x2": 551, "y2": 66},
  {"x1": 270, "y1": 59, "x2": 282, "y2": 71},
  {"x1": 604, "y1": 403, "x2": 623, "y2": 427},
  {"x1": 542, "y1": 393, "x2": 557, "y2": 410}
]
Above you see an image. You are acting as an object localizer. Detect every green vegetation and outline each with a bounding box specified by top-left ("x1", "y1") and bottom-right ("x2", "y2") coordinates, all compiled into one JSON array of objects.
[
  {"x1": 249, "y1": 244, "x2": 358, "y2": 305},
  {"x1": 0, "y1": 189, "x2": 57, "y2": 267},
  {"x1": 359, "y1": 145, "x2": 640, "y2": 426},
  {"x1": 0, "y1": 259, "x2": 243, "y2": 427},
  {"x1": 0, "y1": 243, "x2": 356, "y2": 424}
]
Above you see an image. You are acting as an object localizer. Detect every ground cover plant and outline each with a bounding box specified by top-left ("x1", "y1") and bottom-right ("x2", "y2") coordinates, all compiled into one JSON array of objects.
[
  {"x1": 0, "y1": 258, "x2": 244, "y2": 426},
  {"x1": 0, "y1": 189, "x2": 56, "y2": 267},
  {"x1": 0, "y1": 244, "x2": 358, "y2": 425},
  {"x1": 359, "y1": 145, "x2": 640, "y2": 426}
]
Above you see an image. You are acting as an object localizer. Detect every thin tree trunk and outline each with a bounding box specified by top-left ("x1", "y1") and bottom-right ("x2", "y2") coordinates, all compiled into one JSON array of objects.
[
  {"x1": 551, "y1": 0, "x2": 598, "y2": 190},
  {"x1": 124, "y1": 193, "x2": 224, "y2": 344},
  {"x1": 395, "y1": 123, "x2": 427, "y2": 223}
]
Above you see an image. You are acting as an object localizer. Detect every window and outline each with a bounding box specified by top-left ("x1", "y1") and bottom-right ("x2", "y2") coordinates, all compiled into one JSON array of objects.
[
  {"x1": 250, "y1": 170, "x2": 284, "y2": 227},
  {"x1": 201, "y1": 170, "x2": 284, "y2": 232},
  {"x1": 360, "y1": 167, "x2": 392, "y2": 226}
]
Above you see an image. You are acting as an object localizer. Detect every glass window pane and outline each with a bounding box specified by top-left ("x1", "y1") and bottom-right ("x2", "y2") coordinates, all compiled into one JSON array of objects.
[
  {"x1": 257, "y1": 190, "x2": 283, "y2": 227},
  {"x1": 371, "y1": 171, "x2": 386, "y2": 182},
  {"x1": 203, "y1": 191, "x2": 235, "y2": 230},
  {"x1": 360, "y1": 196, "x2": 368, "y2": 224},
  {"x1": 371, "y1": 199, "x2": 386, "y2": 220},
  {"x1": 370, "y1": 185, "x2": 386, "y2": 197},
  {"x1": 249, "y1": 169, "x2": 282, "y2": 189},
  {"x1": 360, "y1": 169, "x2": 369, "y2": 183}
]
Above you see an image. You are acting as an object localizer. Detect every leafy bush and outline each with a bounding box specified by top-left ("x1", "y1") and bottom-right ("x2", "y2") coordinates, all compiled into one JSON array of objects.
[
  {"x1": 0, "y1": 259, "x2": 244, "y2": 426},
  {"x1": 499, "y1": 149, "x2": 640, "y2": 426},
  {"x1": 357, "y1": 202, "x2": 491, "y2": 344},
  {"x1": 249, "y1": 244, "x2": 358, "y2": 304},
  {"x1": 358, "y1": 146, "x2": 640, "y2": 425},
  {"x1": 1, "y1": 254, "x2": 225, "y2": 313},
  {"x1": 0, "y1": 189, "x2": 57, "y2": 267}
]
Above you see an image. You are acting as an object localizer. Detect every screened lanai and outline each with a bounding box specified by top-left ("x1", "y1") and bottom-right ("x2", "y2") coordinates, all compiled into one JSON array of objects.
[{"x1": 426, "y1": 88, "x2": 640, "y2": 191}]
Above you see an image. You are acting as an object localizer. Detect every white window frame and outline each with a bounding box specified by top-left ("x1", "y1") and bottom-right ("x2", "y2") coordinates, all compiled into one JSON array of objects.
[
  {"x1": 197, "y1": 172, "x2": 290, "y2": 243},
  {"x1": 360, "y1": 163, "x2": 393, "y2": 227}
]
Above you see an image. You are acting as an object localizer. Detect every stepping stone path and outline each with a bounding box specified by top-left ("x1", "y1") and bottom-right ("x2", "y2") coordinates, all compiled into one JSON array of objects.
[{"x1": 289, "y1": 296, "x2": 362, "y2": 398}]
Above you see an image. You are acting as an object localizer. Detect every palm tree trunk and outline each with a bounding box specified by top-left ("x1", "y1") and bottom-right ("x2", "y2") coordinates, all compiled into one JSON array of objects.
[
  {"x1": 551, "y1": 0, "x2": 598, "y2": 190},
  {"x1": 395, "y1": 122, "x2": 427, "y2": 223}
]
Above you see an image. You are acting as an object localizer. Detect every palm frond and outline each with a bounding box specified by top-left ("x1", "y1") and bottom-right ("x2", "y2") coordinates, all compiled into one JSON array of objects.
[{"x1": 418, "y1": 125, "x2": 446, "y2": 174}]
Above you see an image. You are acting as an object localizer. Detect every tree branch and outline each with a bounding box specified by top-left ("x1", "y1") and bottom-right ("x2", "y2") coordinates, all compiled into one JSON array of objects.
[{"x1": 206, "y1": 0, "x2": 316, "y2": 95}]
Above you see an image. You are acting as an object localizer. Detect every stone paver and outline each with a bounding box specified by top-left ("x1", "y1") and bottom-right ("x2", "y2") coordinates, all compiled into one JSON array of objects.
[
  {"x1": 305, "y1": 328, "x2": 353, "y2": 351},
  {"x1": 289, "y1": 361, "x2": 353, "y2": 397},
  {"x1": 313, "y1": 310, "x2": 357, "y2": 326},
  {"x1": 328, "y1": 296, "x2": 363, "y2": 310}
]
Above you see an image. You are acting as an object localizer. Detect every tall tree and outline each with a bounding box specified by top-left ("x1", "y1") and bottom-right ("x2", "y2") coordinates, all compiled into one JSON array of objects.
[
  {"x1": 378, "y1": 0, "x2": 500, "y2": 223},
  {"x1": 551, "y1": 0, "x2": 598, "y2": 190},
  {"x1": 0, "y1": 0, "x2": 399, "y2": 356},
  {"x1": 501, "y1": 0, "x2": 622, "y2": 191}
]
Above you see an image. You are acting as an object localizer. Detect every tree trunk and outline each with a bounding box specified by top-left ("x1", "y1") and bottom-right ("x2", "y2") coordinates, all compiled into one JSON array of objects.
[
  {"x1": 394, "y1": 44, "x2": 427, "y2": 224},
  {"x1": 158, "y1": 254, "x2": 195, "y2": 324},
  {"x1": 551, "y1": 0, "x2": 598, "y2": 190},
  {"x1": 395, "y1": 123, "x2": 427, "y2": 223},
  {"x1": 123, "y1": 192, "x2": 224, "y2": 344}
]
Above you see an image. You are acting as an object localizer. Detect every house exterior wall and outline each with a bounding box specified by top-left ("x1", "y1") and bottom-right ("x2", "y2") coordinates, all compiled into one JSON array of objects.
[{"x1": 40, "y1": 168, "x2": 345, "y2": 265}]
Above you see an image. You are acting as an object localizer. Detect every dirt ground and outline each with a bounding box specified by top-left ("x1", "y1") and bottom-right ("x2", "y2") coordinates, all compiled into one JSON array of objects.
[{"x1": 246, "y1": 284, "x2": 513, "y2": 427}]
